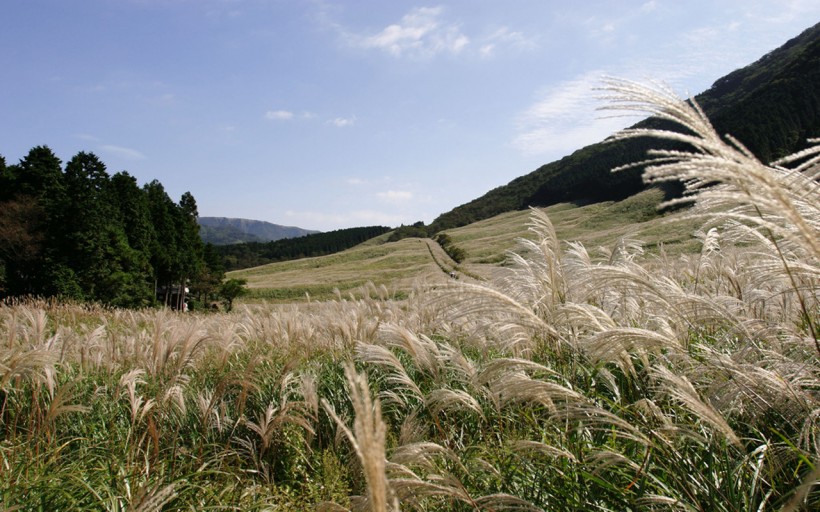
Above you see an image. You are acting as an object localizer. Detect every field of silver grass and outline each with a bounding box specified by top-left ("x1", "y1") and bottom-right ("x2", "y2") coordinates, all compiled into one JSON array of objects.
[{"x1": 1, "y1": 81, "x2": 818, "y2": 511}]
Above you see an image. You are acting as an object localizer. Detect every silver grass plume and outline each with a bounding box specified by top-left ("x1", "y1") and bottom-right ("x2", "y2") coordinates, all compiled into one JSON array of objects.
[
  {"x1": 599, "y1": 77, "x2": 819, "y2": 350},
  {"x1": 322, "y1": 364, "x2": 398, "y2": 512}
]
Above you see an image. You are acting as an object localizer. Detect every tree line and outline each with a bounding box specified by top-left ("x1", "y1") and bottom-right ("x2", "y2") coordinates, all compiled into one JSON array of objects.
[
  {"x1": 0, "y1": 145, "x2": 224, "y2": 309},
  {"x1": 215, "y1": 225, "x2": 391, "y2": 271}
]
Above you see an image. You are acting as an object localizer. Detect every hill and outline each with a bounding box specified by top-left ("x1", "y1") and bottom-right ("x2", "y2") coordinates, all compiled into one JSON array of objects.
[
  {"x1": 229, "y1": 188, "x2": 702, "y2": 302},
  {"x1": 198, "y1": 216, "x2": 318, "y2": 245},
  {"x1": 216, "y1": 225, "x2": 393, "y2": 271},
  {"x1": 429, "y1": 21, "x2": 820, "y2": 232}
]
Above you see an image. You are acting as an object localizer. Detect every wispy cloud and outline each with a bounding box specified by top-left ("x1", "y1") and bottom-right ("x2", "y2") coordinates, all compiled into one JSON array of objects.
[
  {"x1": 512, "y1": 71, "x2": 628, "y2": 157},
  {"x1": 479, "y1": 26, "x2": 538, "y2": 58},
  {"x1": 353, "y1": 6, "x2": 468, "y2": 58},
  {"x1": 265, "y1": 109, "x2": 294, "y2": 120},
  {"x1": 641, "y1": 0, "x2": 657, "y2": 13},
  {"x1": 376, "y1": 190, "x2": 413, "y2": 203},
  {"x1": 328, "y1": 115, "x2": 356, "y2": 127},
  {"x1": 99, "y1": 144, "x2": 146, "y2": 160},
  {"x1": 75, "y1": 133, "x2": 101, "y2": 142}
]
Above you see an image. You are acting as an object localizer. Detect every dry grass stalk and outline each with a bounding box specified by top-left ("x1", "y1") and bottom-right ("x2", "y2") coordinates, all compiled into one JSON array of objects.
[{"x1": 322, "y1": 364, "x2": 398, "y2": 512}]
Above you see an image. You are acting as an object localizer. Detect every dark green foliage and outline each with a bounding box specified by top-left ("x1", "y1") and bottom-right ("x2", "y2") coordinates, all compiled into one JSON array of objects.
[
  {"x1": 219, "y1": 278, "x2": 247, "y2": 311},
  {"x1": 386, "y1": 221, "x2": 429, "y2": 242},
  {"x1": 216, "y1": 225, "x2": 391, "y2": 271},
  {"x1": 429, "y1": 22, "x2": 820, "y2": 233},
  {"x1": 198, "y1": 217, "x2": 318, "y2": 245},
  {"x1": 0, "y1": 148, "x2": 217, "y2": 308},
  {"x1": 199, "y1": 223, "x2": 265, "y2": 245},
  {"x1": 434, "y1": 232, "x2": 466, "y2": 263}
]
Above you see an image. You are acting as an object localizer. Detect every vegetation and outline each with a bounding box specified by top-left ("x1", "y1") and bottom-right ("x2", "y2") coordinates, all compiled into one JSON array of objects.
[
  {"x1": 0, "y1": 148, "x2": 220, "y2": 309},
  {"x1": 198, "y1": 217, "x2": 318, "y2": 246},
  {"x1": 0, "y1": 80, "x2": 817, "y2": 510},
  {"x1": 219, "y1": 278, "x2": 248, "y2": 311},
  {"x1": 215, "y1": 225, "x2": 392, "y2": 271},
  {"x1": 386, "y1": 222, "x2": 430, "y2": 242},
  {"x1": 229, "y1": 189, "x2": 703, "y2": 303}
]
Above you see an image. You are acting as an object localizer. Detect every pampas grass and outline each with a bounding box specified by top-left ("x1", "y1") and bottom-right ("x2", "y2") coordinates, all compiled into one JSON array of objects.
[{"x1": 0, "y1": 79, "x2": 817, "y2": 510}]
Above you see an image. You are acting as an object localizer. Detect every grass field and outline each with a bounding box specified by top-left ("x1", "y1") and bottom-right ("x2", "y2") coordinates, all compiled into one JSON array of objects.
[
  {"x1": 230, "y1": 187, "x2": 702, "y2": 303},
  {"x1": 1, "y1": 81, "x2": 817, "y2": 511}
]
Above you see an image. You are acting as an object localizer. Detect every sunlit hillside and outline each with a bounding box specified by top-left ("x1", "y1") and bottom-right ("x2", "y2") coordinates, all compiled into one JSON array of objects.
[{"x1": 229, "y1": 188, "x2": 701, "y2": 303}]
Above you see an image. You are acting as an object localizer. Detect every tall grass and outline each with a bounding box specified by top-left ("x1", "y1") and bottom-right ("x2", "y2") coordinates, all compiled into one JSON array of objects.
[{"x1": 0, "y1": 81, "x2": 817, "y2": 510}]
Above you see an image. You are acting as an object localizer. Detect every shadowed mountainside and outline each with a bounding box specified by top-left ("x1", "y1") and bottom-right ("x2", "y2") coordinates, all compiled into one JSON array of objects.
[
  {"x1": 198, "y1": 216, "x2": 319, "y2": 245},
  {"x1": 429, "y1": 21, "x2": 820, "y2": 233}
]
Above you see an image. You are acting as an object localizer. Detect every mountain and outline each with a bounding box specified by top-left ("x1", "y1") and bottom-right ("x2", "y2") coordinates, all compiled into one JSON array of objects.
[
  {"x1": 198, "y1": 217, "x2": 319, "y2": 245},
  {"x1": 429, "y1": 21, "x2": 820, "y2": 233}
]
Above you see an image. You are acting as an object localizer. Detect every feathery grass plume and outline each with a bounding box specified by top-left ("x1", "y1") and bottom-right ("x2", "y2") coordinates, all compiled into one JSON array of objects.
[
  {"x1": 600, "y1": 76, "x2": 819, "y2": 348},
  {"x1": 355, "y1": 342, "x2": 423, "y2": 409},
  {"x1": 780, "y1": 462, "x2": 820, "y2": 512},
  {"x1": 428, "y1": 280, "x2": 560, "y2": 356},
  {"x1": 378, "y1": 324, "x2": 441, "y2": 381},
  {"x1": 696, "y1": 344, "x2": 818, "y2": 447},
  {"x1": 321, "y1": 364, "x2": 398, "y2": 512},
  {"x1": 474, "y1": 357, "x2": 566, "y2": 412},
  {"x1": 650, "y1": 365, "x2": 740, "y2": 446},
  {"x1": 244, "y1": 370, "x2": 317, "y2": 456},
  {"x1": 43, "y1": 377, "x2": 90, "y2": 440},
  {"x1": 385, "y1": 442, "x2": 478, "y2": 507},
  {"x1": 424, "y1": 388, "x2": 485, "y2": 420},
  {"x1": 583, "y1": 325, "x2": 681, "y2": 380},
  {"x1": 497, "y1": 207, "x2": 567, "y2": 321},
  {"x1": 509, "y1": 440, "x2": 577, "y2": 463}
]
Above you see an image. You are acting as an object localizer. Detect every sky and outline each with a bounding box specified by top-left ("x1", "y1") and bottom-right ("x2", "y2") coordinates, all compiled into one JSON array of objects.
[{"x1": 2, "y1": 1, "x2": 819, "y2": 232}]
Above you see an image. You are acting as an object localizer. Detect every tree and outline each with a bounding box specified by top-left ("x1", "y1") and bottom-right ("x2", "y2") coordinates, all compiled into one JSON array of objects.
[
  {"x1": 189, "y1": 242, "x2": 224, "y2": 309},
  {"x1": 144, "y1": 180, "x2": 181, "y2": 304},
  {"x1": 175, "y1": 191, "x2": 205, "y2": 308},
  {"x1": 219, "y1": 278, "x2": 247, "y2": 312},
  {"x1": 0, "y1": 146, "x2": 66, "y2": 295},
  {"x1": 0, "y1": 197, "x2": 46, "y2": 294},
  {"x1": 110, "y1": 172, "x2": 155, "y2": 256}
]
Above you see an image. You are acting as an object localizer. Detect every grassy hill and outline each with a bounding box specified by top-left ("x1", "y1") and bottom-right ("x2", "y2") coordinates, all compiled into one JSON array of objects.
[
  {"x1": 229, "y1": 188, "x2": 700, "y2": 302},
  {"x1": 429, "y1": 21, "x2": 820, "y2": 233}
]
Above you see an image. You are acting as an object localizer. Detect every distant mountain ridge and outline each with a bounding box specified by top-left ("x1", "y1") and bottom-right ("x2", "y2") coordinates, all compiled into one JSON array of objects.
[
  {"x1": 429, "y1": 21, "x2": 820, "y2": 233},
  {"x1": 198, "y1": 217, "x2": 319, "y2": 245}
]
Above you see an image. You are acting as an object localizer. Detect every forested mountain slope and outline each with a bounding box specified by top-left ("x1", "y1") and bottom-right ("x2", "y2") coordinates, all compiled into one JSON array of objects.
[
  {"x1": 429, "y1": 22, "x2": 820, "y2": 233},
  {"x1": 198, "y1": 217, "x2": 318, "y2": 245}
]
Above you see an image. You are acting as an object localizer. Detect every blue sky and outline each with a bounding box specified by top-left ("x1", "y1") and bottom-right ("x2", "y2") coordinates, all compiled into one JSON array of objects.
[{"x1": 2, "y1": 1, "x2": 819, "y2": 231}]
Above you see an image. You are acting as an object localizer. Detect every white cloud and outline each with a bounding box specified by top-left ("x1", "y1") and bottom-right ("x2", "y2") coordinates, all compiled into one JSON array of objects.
[
  {"x1": 479, "y1": 26, "x2": 537, "y2": 58},
  {"x1": 355, "y1": 6, "x2": 468, "y2": 58},
  {"x1": 479, "y1": 43, "x2": 496, "y2": 58},
  {"x1": 641, "y1": 1, "x2": 657, "y2": 13},
  {"x1": 376, "y1": 190, "x2": 413, "y2": 203},
  {"x1": 512, "y1": 71, "x2": 629, "y2": 156},
  {"x1": 346, "y1": 177, "x2": 367, "y2": 185},
  {"x1": 328, "y1": 116, "x2": 356, "y2": 127},
  {"x1": 265, "y1": 110, "x2": 294, "y2": 120},
  {"x1": 99, "y1": 144, "x2": 146, "y2": 160},
  {"x1": 75, "y1": 133, "x2": 100, "y2": 142}
]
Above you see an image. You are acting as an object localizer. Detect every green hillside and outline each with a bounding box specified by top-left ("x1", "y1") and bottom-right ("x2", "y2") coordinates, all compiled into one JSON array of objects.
[
  {"x1": 198, "y1": 216, "x2": 318, "y2": 245},
  {"x1": 229, "y1": 188, "x2": 700, "y2": 302},
  {"x1": 429, "y1": 21, "x2": 820, "y2": 233}
]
